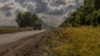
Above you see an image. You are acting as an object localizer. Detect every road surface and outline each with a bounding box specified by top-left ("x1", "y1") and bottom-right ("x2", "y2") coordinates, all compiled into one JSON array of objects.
[
  {"x1": 0, "y1": 30, "x2": 46, "y2": 46},
  {"x1": 0, "y1": 30, "x2": 50, "y2": 56}
]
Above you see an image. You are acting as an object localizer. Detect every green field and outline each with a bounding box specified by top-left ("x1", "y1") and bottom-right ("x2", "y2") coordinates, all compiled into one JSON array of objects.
[{"x1": 46, "y1": 27, "x2": 100, "y2": 56}]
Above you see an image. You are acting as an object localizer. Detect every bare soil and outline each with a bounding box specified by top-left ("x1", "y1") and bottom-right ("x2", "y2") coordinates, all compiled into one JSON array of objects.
[{"x1": 0, "y1": 31, "x2": 50, "y2": 56}]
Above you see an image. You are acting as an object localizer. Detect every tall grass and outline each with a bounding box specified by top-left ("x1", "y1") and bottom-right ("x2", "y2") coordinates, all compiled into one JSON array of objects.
[
  {"x1": 46, "y1": 26, "x2": 100, "y2": 56},
  {"x1": 0, "y1": 27, "x2": 33, "y2": 34}
]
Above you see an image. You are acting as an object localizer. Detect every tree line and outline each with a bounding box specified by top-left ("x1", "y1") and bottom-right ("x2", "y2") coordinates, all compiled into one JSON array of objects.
[{"x1": 60, "y1": 0, "x2": 100, "y2": 27}]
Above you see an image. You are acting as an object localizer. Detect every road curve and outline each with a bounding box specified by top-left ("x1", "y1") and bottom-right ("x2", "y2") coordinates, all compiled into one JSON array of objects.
[{"x1": 0, "y1": 30, "x2": 46, "y2": 46}]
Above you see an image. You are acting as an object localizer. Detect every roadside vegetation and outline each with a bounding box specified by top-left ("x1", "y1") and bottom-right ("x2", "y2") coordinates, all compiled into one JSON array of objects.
[
  {"x1": 16, "y1": 12, "x2": 40, "y2": 28},
  {"x1": 46, "y1": 26, "x2": 100, "y2": 56},
  {"x1": 0, "y1": 27, "x2": 33, "y2": 34},
  {"x1": 60, "y1": 0, "x2": 100, "y2": 27},
  {"x1": 0, "y1": 12, "x2": 41, "y2": 34},
  {"x1": 45, "y1": 0, "x2": 100, "y2": 56}
]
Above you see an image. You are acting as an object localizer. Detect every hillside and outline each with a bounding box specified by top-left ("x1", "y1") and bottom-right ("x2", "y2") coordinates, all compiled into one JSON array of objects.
[{"x1": 61, "y1": 0, "x2": 100, "y2": 27}]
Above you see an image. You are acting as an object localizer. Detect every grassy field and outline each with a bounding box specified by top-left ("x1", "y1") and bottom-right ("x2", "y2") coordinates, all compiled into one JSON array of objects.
[
  {"x1": 0, "y1": 27, "x2": 33, "y2": 34},
  {"x1": 46, "y1": 26, "x2": 100, "y2": 56}
]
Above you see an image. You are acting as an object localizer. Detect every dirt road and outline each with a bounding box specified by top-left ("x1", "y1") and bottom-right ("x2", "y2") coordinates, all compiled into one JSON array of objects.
[
  {"x1": 0, "y1": 30, "x2": 46, "y2": 46},
  {"x1": 0, "y1": 30, "x2": 50, "y2": 56}
]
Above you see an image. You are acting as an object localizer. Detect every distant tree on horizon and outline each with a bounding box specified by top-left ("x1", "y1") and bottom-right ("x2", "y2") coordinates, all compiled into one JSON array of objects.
[{"x1": 16, "y1": 12, "x2": 39, "y2": 27}]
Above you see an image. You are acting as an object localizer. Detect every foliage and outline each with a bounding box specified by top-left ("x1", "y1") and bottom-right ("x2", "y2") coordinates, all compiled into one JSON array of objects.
[
  {"x1": 60, "y1": 0, "x2": 100, "y2": 27},
  {"x1": 46, "y1": 27, "x2": 100, "y2": 56},
  {"x1": 16, "y1": 12, "x2": 39, "y2": 27}
]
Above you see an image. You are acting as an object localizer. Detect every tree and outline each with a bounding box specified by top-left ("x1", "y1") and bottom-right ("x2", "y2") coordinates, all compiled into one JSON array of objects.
[
  {"x1": 60, "y1": 0, "x2": 100, "y2": 27},
  {"x1": 16, "y1": 12, "x2": 39, "y2": 27},
  {"x1": 16, "y1": 13, "x2": 24, "y2": 27},
  {"x1": 95, "y1": 0, "x2": 100, "y2": 10}
]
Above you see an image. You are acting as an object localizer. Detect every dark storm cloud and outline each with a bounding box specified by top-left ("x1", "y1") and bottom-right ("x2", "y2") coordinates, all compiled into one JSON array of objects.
[
  {"x1": 5, "y1": 11, "x2": 12, "y2": 16},
  {"x1": 35, "y1": 0, "x2": 48, "y2": 13},
  {"x1": 0, "y1": 0, "x2": 84, "y2": 26},
  {"x1": 0, "y1": 0, "x2": 84, "y2": 16}
]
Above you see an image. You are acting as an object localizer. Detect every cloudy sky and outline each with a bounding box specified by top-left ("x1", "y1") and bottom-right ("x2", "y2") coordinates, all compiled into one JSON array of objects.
[{"x1": 0, "y1": 0, "x2": 83, "y2": 27}]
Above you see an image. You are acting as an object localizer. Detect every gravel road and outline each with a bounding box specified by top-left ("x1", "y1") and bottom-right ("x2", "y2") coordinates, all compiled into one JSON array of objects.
[{"x1": 0, "y1": 30, "x2": 46, "y2": 46}]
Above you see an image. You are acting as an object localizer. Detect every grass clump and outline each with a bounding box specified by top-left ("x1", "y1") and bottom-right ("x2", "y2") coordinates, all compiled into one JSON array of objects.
[{"x1": 46, "y1": 27, "x2": 100, "y2": 56}]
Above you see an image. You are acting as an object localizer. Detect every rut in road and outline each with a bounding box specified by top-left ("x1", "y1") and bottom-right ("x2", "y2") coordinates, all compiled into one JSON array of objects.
[{"x1": 0, "y1": 32, "x2": 51, "y2": 56}]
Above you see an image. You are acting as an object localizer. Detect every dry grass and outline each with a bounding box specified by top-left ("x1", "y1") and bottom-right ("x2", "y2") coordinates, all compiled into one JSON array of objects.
[
  {"x1": 46, "y1": 26, "x2": 100, "y2": 56},
  {"x1": 0, "y1": 27, "x2": 33, "y2": 34}
]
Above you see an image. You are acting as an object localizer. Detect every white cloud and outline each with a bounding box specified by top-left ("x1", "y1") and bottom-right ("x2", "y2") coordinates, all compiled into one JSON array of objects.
[{"x1": 0, "y1": 0, "x2": 84, "y2": 27}]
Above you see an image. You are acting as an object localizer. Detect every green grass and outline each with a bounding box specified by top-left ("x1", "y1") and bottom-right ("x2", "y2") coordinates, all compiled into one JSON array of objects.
[
  {"x1": 0, "y1": 27, "x2": 33, "y2": 34},
  {"x1": 46, "y1": 26, "x2": 100, "y2": 56}
]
